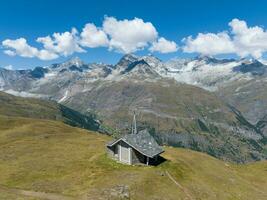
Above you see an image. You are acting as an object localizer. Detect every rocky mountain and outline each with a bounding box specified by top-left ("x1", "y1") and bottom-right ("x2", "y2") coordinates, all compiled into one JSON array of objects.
[
  {"x1": 0, "y1": 54, "x2": 267, "y2": 162},
  {"x1": 164, "y1": 56, "x2": 245, "y2": 90},
  {"x1": 164, "y1": 56, "x2": 267, "y2": 135}
]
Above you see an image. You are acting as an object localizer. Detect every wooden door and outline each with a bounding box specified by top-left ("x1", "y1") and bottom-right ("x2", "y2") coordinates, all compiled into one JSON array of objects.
[{"x1": 119, "y1": 141, "x2": 131, "y2": 164}]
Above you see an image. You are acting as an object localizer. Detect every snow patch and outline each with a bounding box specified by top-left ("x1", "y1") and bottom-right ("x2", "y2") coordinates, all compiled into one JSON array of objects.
[
  {"x1": 4, "y1": 89, "x2": 47, "y2": 98},
  {"x1": 58, "y1": 90, "x2": 69, "y2": 103}
]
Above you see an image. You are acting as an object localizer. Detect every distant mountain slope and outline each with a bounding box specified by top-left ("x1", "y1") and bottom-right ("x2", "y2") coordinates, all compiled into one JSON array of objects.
[
  {"x1": 1, "y1": 55, "x2": 267, "y2": 162},
  {"x1": 0, "y1": 116, "x2": 266, "y2": 200},
  {"x1": 164, "y1": 56, "x2": 267, "y2": 90},
  {"x1": 164, "y1": 56, "x2": 267, "y2": 129},
  {"x1": 64, "y1": 79, "x2": 267, "y2": 163},
  {"x1": 217, "y1": 76, "x2": 267, "y2": 132},
  {"x1": 0, "y1": 91, "x2": 99, "y2": 131}
]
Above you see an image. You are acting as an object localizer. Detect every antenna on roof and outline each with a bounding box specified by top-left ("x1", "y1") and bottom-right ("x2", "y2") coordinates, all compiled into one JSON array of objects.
[{"x1": 131, "y1": 110, "x2": 137, "y2": 134}]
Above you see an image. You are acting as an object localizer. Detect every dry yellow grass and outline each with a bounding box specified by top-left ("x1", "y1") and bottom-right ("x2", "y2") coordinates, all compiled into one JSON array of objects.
[{"x1": 0, "y1": 115, "x2": 266, "y2": 200}]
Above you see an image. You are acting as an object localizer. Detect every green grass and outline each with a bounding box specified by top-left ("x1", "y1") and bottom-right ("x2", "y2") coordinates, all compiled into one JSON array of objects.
[
  {"x1": 0, "y1": 91, "x2": 99, "y2": 131},
  {"x1": 0, "y1": 115, "x2": 266, "y2": 200}
]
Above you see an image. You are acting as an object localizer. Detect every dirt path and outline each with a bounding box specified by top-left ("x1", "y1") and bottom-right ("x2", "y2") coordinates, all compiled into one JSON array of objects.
[
  {"x1": 0, "y1": 185, "x2": 78, "y2": 200},
  {"x1": 165, "y1": 170, "x2": 194, "y2": 200}
]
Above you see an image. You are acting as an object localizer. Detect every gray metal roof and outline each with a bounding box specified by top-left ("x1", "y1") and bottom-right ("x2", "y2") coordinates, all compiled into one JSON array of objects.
[{"x1": 107, "y1": 129, "x2": 164, "y2": 158}]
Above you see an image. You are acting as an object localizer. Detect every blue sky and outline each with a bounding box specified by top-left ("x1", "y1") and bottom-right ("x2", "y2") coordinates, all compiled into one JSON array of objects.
[{"x1": 1, "y1": 0, "x2": 267, "y2": 69}]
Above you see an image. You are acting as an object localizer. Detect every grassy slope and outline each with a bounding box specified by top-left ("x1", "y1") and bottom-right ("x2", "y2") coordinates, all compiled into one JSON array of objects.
[
  {"x1": 0, "y1": 116, "x2": 266, "y2": 200},
  {"x1": 0, "y1": 91, "x2": 99, "y2": 131}
]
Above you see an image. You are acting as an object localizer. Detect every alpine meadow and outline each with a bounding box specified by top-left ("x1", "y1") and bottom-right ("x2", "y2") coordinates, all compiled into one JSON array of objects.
[{"x1": 0, "y1": 1, "x2": 267, "y2": 199}]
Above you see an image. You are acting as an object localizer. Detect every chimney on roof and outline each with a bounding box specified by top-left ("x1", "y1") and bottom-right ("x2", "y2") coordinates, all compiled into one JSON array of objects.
[{"x1": 131, "y1": 110, "x2": 137, "y2": 134}]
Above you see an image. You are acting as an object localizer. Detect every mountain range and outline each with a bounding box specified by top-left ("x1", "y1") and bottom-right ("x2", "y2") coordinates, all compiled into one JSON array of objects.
[{"x1": 1, "y1": 54, "x2": 267, "y2": 163}]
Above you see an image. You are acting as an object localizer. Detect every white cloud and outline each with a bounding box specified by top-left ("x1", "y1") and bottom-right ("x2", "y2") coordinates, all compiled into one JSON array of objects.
[
  {"x1": 2, "y1": 38, "x2": 58, "y2": 60},
  {"x1": 103, "y1": 16, "x2": 158, "y2": 53},
  {"x1": 37, "y1": 28, "x2": 85, "y2": 56},
  {"x1": 2, "y1": 16, "x2": 178, "y2": 60},
  {"x1": 183, "y1": 32, "x2": 235, "y2": 55},
  {"x1": 183, "y1": 18, "x2": 267, "y2": 59},
  {"x1": 3, "y1": 50, "x2": 16, "y2": 56},
  {"x1": 229, "y1": 18, "x2": 267, "y2": 59},
  {"x1": 149, "y1": 37, "x2": 178, "y2": 53},
  {"x1": 2, "y1": 38, "x2": 39, "y2": 58},
  {"x1": 37, "y1": 49, "x2": 59, "y2": 60},
  {"x1": 3, "y1": 65, "x2": 13, "y2": 70},
  {"x1": 80, "y1": 23, "x2": 109, "y2": 48}
]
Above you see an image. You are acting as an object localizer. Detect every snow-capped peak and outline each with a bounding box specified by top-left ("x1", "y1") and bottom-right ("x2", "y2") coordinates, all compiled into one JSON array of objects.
[
  {"x1": 2, "y1": 54, "x2": 267, "y2": 96},
  {"x1": 141, "y1": 54, "x2": 161, "y2": 66},
  {"x1": 62, "y1": 56, "x2": 84, "y2": 67},
  {"x1": 48, "y1": 56, "x2": 90, "y2": 74},
  {"x1": 116, "y1": 54, "x2": 139, "y2": 67}
]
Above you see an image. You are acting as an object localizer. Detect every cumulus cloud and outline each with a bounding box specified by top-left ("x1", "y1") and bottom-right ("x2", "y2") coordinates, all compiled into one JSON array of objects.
[
  {"x1": 2, "y1": 38, "x2": 39, "y2": 58},
  {"x1": 183, "y1": 18, "x2": 267, "y2": 59},
  {"x1": 183, "y1": 32, "x2": 234, "y2": 55},
  {"x1": 3, "y1": 65, "x2": 13, "y2": 70},
  {"x1": 2, "y1": 16, "x2": 178, "y2": 60},
  {"x1": 229, "y1": 18, "x2": 267, "y2": 58},
  {"x1": 80, "y1": 23, "x2": 109, "y2": 48},
  {"x1": 103, "y1": 16, "x2": 158, "y2": 53},
  {"x1": 37, "y1": 49, "x2": 59, "y2": 60},
  {"x1": 2, "y1": 38, "x2": 58, "y2": 60},
  {"x1": 149, "y1": 37, "x2": 178, "y2": 53},
  {"x1": 3, "y1": 50, "x2": 16, "y2": 56},
  {"x1": 37, "y1": 28, "x2": 85, "y2": 56}
]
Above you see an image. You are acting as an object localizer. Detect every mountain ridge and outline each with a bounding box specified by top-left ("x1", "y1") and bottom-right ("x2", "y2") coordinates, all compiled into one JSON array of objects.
[
  {"x1": 0, "y1": 91, "x2": 100, "y2": 131},
  {"x1": 1, "y1": 54, "x2": 267, "y2": 162}
]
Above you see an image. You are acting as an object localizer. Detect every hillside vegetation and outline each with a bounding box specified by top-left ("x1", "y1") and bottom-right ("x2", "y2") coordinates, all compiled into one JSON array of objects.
[
  {"x1": 0, "y1": 91, "x2": 99, "y2": 131},
  {"x1": 0, "y1": 115, "x2": 266, "y2": 200}
]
